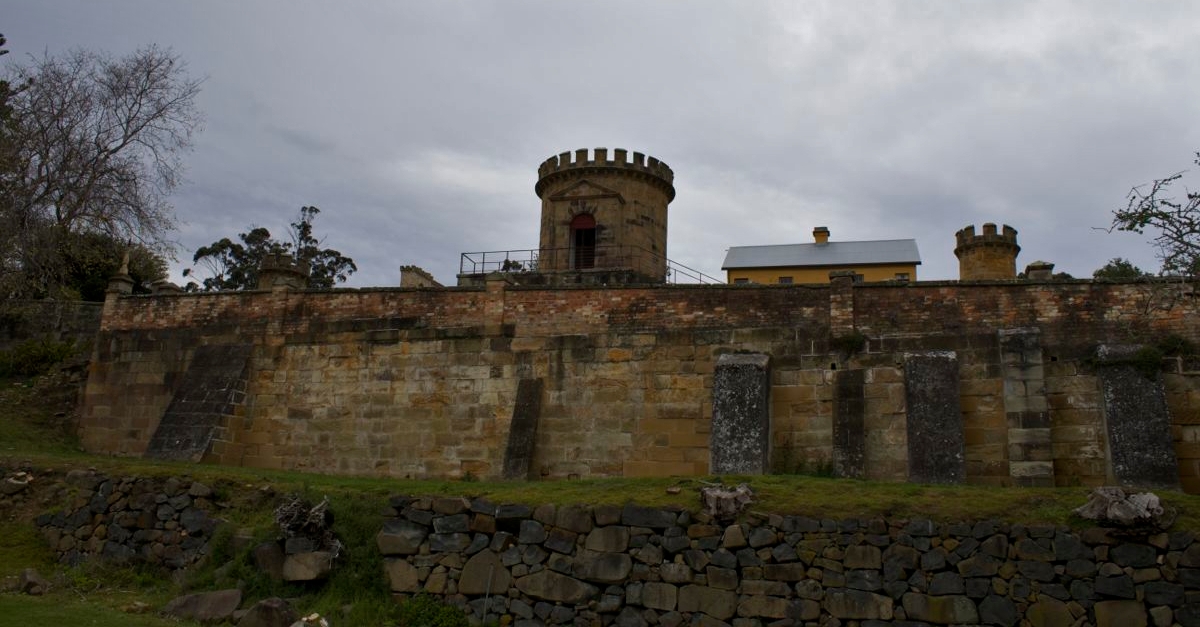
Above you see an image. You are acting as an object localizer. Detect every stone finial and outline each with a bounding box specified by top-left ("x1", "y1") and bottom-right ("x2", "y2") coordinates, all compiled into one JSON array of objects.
[{"x1": 1024, "y1": 261, "x2": 1055, "y2": 281}]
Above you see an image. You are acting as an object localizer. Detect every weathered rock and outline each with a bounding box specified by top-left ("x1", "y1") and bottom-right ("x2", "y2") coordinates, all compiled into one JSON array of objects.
[
  {"x1": 902, "y1": 592, "x2": 978, "y2": 624},
  {"x1": 825, "y1": 589, "x2": 893, "y2": 620},
  {"x1": 433, "y1": 513, "x2": 470, "y2": 534},
  {"x1": 613, "y1": 606, "x2": 647, "y2": 627},
  {"x1": 979, "y1": 594, "x2": 1018, "y2": 627},
  {"x1": 721, "y1": 524, "x2": 747, "y2": 549},
  {"x1": 1095, "y1": 574, "x2": 1136, "y2": 599},
  {"x1": 544, "y1": 527, "x2": 577, "y2": 554},
  {"x1": 1143, "y1": 581, "x2": 1185, "y2": 606},
  {"x1": 1026, "y1": 598, "x2": 1072, "y2": 627},
  {"x1": 518, "y1": 520, "x2": 547, "y2": 544},
  {"x1": 429, "y1": 532, "x2": 471, "y2": 552},
  {"x1": 1094, "y1": 599, "x2": 1148, "y2": 627},
  {"x1": 1074, "y1": 487, "x2": 1170, "y2": 530},
  {"x1": 642, "y1": 582, "x2": 678, "y2": 611},
  {"x1": 431, "y1": 496, "x2": 469, "y2": 515},
  {"x1": 573, "y1": 549, "x2": 633, "y2": 584},
  {"x1": 162, "y1": 589, "x2": 242, "y2": 624},
  {"x1": 459, "y1": 550, "x2": 512, "y2": 595},
  {"x1": 1111, "y1": 543, "x2": 1158, "y2": 568},
  {"x1": 2, "y1": 473, "x2": 31, "y2": 496},
  {"x1": 253, "y1": 541, "x2": 285, "y2": 581},
  {"x1": 385, "y1": 558, "x2": 420, "y2": 592},
  {"x1": 677, "y1": 584, "x2": 737, "y2": 620},
  {"x1": 555, "y1": 505, "x2": 594, "y2": 534},
  {"x1": 18, "y1": 568, "x2": 49, "y2": 595},
  {"x1": 281, "y1": 551, "x2": 333, "y2": 582},
  {"x1": 515, "y1": 570, "x2": 599, "y2": 604},
  {"x1": 586, "y1": 526, "x2": 630, "y2": 553},
  {"x1": 621, "y1": 504, "x2": 677, "y2": 529},
  {"x1": 843, "y1": 545, "x2": 881, "y2": 569},
  {"x1": 237, "y1": 597, "x2": 297, "y2": 627},
  {"x1": 737, "y1": 595, "x2": 790, "y2": 619}
]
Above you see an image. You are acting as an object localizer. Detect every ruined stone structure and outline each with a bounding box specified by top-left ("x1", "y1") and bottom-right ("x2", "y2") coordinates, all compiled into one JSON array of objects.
[
  {"x1": 76, "y1": 150, "x2": 1200, "y2": 493},
  {"x1": 955, "y1": 223, "x2": 1020, "y2": 280}
]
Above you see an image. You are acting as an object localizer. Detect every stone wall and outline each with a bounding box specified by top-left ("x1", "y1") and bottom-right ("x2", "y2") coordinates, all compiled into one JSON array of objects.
[
  {"x1": 77, "y1": 278, "x2": 1200, "y2": 490},
  {"x1": 379, "y1": 496, "x2": 1200, "y2": 627},
  {"x1": 33, "y1": 470, "x2": 220, "y2": 568},
  {"x1": 0, "y1": 300, "x2": 103, "y2": 353}
]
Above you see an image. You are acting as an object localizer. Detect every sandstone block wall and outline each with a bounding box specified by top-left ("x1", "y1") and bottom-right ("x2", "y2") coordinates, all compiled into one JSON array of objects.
[{"x1": 78, "y1": 279, "x2": 1200, "y2": 490}]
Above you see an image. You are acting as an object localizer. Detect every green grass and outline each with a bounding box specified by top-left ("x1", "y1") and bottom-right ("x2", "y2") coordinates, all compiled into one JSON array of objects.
[
  {"x1": 0, "y1": 594, "x2": 198, "y2": 627},
  {"x1": 0, "y1": 378, "x2": 83, "y2": 459}
]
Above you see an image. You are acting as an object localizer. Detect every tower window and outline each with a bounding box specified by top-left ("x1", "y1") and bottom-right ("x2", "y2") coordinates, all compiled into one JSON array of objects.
[{"x1": 570, "y1": 213, "x2": 596, "y2": 269}]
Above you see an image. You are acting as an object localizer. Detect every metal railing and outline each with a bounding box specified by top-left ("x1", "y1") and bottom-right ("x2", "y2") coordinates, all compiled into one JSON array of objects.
[{"x1": 459, "y1": 245, "x2": 723, "y2": 284}]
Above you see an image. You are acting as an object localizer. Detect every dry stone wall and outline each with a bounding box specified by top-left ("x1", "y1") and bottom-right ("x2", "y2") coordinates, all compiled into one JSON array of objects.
[
  {"x1": 380, "y1": 496, "x2": 1200, "y2": 627},
  {"x1": 34, "y1": 470, "x2": 220, "y2": 568},
  {"x1": 78, "y1": 278, "x2": 1200, "y2": 490}
]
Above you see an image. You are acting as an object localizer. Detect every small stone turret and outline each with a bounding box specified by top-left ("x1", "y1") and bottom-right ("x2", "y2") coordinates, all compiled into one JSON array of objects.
[
  {"x1": 535, "y1": 148, "x2": 675, "y2": 282},
  {"x1": 955, "y1": 223, "x2": 1020, "y2": 281},
  {"x1": 258, "y1": 253, "x2": 309, "y2": 290}
]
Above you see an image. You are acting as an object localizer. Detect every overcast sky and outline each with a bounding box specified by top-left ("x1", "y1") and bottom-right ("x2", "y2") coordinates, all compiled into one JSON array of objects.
[{"x1": 7, "y1": 2, "x2": 1200, "y2": 286}]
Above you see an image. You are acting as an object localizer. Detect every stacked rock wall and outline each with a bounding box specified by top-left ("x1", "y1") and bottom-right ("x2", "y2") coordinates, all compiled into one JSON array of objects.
[
  {"x1": 380, "y1": 496, "x2": 1200, "y2": 627},
  {"x1": 34, "y1": 470, "x2": 220, "y2": 568}
]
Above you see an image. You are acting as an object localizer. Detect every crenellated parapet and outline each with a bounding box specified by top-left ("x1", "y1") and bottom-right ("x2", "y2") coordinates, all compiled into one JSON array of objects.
[
  {"x1": 258, "y1": 252, "x2": 309, "y2": 290},
  {"x1": 535, "y1": 147, "x2": 675, "y2": 201},
  {"x1": 954, "y1": 223, "x2": 1019, "y2": 249},
  {"x1": 954, "y1": 223, "x2": 1021, "y2": 281}
]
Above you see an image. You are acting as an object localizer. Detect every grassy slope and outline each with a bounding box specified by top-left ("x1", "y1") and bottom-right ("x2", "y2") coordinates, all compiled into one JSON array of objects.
[{"x1": 2, "y1": 373, "x2": 1199, "y2": 626}]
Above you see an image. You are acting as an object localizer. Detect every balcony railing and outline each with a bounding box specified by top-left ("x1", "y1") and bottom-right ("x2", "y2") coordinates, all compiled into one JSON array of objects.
[{"x1": 459, "y1": 245, "x2": 723, "y2": 284}]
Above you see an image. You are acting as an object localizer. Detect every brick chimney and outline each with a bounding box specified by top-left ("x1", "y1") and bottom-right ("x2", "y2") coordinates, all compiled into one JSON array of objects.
[{"x1": 813, "y1": 227, "x2": 830, "y2": 245}]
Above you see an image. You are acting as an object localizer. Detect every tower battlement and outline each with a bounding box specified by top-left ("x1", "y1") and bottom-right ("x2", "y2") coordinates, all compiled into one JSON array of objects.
[
  {"x1": 955, "y1": 223, "x2": 1019, "y2": 249},
  {"x1": 954, "y1": 223, "x2": 1020, "y2": 280},
  {"x1": 535, "y1": 147, "x2": 675, "y2": 201}
]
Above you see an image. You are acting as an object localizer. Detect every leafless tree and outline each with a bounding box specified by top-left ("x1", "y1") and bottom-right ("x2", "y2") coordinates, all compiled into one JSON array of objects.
[
  {"x1": 1, "y1": 44, "x2": 202, "y2": 297},
  {"x1": 1112, "y1": 152, "x2": 1200, "y2": 276}
]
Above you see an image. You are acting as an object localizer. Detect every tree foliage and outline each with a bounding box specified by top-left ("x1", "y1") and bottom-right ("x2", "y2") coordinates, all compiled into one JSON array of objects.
[
  {"x1": 1112, "y1": 152, "x2": 1200, "y2": 276},
  {"x1": 186, "y1": 206, "x2": 357, "y2": 291},
  {"x1": 0, "y1": 42, "x2": 202, "y2": 298},
  {"x1": 1093, "y1": 257, "x2": 1150, "y2": 280}
]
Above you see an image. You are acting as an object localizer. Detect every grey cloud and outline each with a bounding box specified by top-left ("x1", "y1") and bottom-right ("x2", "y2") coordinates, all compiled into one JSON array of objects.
[{"x1": 6, "y1": 1, "x2": 1200, "y2": 287}]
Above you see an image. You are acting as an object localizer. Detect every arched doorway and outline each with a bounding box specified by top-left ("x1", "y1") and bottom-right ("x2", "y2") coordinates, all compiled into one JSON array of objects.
[{"x1": 570, "y1": 213, "x2": 596, "y2": 269}]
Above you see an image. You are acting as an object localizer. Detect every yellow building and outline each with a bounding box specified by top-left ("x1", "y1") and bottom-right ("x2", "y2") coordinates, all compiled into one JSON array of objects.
[{"x1": 722, "y1": 227, "x2": 921, "y2": 284}]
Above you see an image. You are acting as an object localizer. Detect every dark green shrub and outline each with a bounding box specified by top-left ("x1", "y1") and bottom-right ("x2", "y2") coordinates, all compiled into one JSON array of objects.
[
  {"x1": 394, "y1": 594, "x2": 469, "y2": 627},
  {"x1": 830, "y1": 331, "x2": 868, "y2": 354},
  {"x1": 0, "y1": 338, "x2": 78, "y2": 377},
  {"x1": 1157, "y1": 334, "x2": 1196, "y2": 357}
]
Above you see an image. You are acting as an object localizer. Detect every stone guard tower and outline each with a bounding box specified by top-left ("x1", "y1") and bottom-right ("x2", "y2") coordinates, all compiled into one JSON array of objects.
[
  {"x1": 535, "y1": 148, "x2": 675, "y2": 283},
  {"x1": 955, "y1": 223, "x2": 1020, "y2": 280}
]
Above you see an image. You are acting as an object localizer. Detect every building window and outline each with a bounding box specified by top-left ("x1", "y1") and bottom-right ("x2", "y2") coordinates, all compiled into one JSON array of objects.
[
  {"x1": 570, "y1": 214, "x2": 596, "y2": 269},
  {"x1": 734, "y1": 278, "x2": 750, "y2": 284},
  {"x1": 778, "y1": 276, "x2": 793, "y2": 284},
  {"x1": 894, "y1": 272, "x2": 910, "y2": 281}
]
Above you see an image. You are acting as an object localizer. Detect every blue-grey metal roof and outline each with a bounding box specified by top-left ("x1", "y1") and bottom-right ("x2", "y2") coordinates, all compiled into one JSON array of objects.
[{"x1": 721, "y1": 239, "x2": 921, "y2": 270}]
